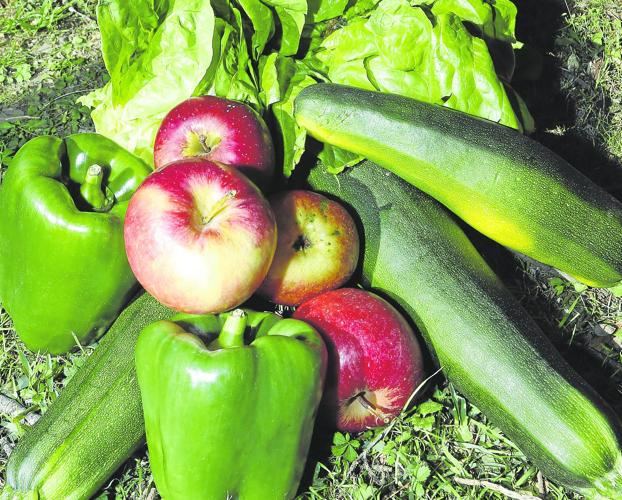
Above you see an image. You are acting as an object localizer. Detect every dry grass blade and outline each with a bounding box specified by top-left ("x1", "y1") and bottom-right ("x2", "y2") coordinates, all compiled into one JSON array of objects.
[
  {"x1": 0, "y1": 393, "x2": 40, "y2": 426},
  {"x1": 454, "y1": 477, "x2": 542, "y2": 500}
]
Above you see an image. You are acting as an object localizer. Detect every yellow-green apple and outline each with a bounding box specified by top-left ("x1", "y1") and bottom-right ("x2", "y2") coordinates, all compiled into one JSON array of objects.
[
  {"x1": 153, "y1": 96, "x2": 274, "y2": 188},
  {"x1": 124, "y1": 159, "x2": 277, "y2": 313},
  {"x1": 258, "y1": 190, "x2": 359, "y2": 306},
  {"x1": 294, "y1": 288, "x2": 424, "y2": 432}
]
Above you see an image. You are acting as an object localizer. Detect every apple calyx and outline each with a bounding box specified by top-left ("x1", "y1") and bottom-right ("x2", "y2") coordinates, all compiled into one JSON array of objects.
[
  {"x1": 183, "y1": 130, "x2": 222, "y2": 158},
  {"x1": 292, "y1": 234, "x2": 312, "y2": 252}
]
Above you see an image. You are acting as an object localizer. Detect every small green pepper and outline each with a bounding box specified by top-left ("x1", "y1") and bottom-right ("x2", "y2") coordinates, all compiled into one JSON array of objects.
[
  {"x1": 135, "y1": 309, "x2": 327, "y2": 499},
  {"x1": 0, "y1": 133, "x2": 151, "y2": 353}
]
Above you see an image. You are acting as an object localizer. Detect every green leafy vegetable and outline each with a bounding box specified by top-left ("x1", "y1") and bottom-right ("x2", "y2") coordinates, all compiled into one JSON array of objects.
[
  {"x1": 81, "y1": 0, "x2": 532, "y2": 175},
  {"x1": 263, "y1": 0, "x2": 308, "y2": 55},
  {"x1": 318, "y1": 0, "x2": 523, "y2": 130},
  {"x1": 198, "y1": 11, "x2": 262, "y2": 109},
  {"x1": 308, "y1": 0, "x2": 350, "y2": 23},
  {"x1": 236, "y1": 0, "x2": 274, "y2": 57},
  {"x1": 427, "y1": 0, "x2": 519, "y2": 44},
  {"x1": 79, "y1": 0, "x2": 217, "y2": 164},
  {"x1": 302, "y1": 0, "x2": 532, "y2": 173},
  {"x1": 259, "y1": 54, "x2": 318, "y2": 173}
]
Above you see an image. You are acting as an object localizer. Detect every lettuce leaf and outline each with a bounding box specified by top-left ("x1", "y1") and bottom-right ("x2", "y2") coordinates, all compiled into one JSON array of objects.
[
  {"x1": 81, "y1": 0, "x2": 328, "y2": 166},
  {"x1": 426, "y1": 0, "x2": 519, "y2": 44},
  {"x1": 198, "y1": 11, "x2": 262, "y2": 109},
  {"x1": 259, "y1": 55, "x2": 318, "y2": 175},
  {"x1": 308, "y1": 0, "x2": 350, "y2": 23},
  {"x1": 96, "y1": 2, "x2": 159, "y2": 93},
  {"x1": 263, "y1": 0, "x2": 308, "y2": 56},
  {"x1": 318, "y1": 0, "x2": 524, "y2": 130},
  {"x1": 81, "y1": 0, "x2": 531, "y2": 177},
  {"x1": 236, "y1": 0, "x2": 275, "y2": 57},
  {"x1": 308, "y1": 0, "x2": 530, "y2": 172},
  {"x1": 79, "y1": 0, "x2": 216, "y2": 164}
]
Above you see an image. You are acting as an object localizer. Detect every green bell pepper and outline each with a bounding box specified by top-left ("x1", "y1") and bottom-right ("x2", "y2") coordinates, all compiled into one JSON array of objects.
[
  {"x1": 0, "y1": 133, "x2": 151, "y2": 354},
  {"x1": 136, "y1": 309, "x2": 327, "y2": 499}
]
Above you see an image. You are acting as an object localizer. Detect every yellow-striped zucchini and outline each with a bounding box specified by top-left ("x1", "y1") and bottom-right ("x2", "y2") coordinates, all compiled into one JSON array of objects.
[
  {"x1": 296, "y1": 83, "x2": 622, "y2": 288},
  {"x1": 307, "y1": 161, "x2": 622, "y2": 497}
]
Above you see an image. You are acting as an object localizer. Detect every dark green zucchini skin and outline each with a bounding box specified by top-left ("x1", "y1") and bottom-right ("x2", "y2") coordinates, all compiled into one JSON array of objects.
[
  {"x1": 307, "y1": 161, "x2": 622, "y2": 497},
  {"x1": 295, "y1": 83, "x2": 622, "y2": 288},
  {"x1": 2, "y1": 292, "x2": 172, "y2": 500}
]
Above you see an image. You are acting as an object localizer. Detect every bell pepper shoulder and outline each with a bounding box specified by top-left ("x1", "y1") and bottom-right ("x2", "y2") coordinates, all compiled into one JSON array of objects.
[
  {"x1": 136, "y1": 309, "x2": 326, "y2": 500},
  {"x1": 0, "y1": 134, "x2": 151, "y2": 353}
]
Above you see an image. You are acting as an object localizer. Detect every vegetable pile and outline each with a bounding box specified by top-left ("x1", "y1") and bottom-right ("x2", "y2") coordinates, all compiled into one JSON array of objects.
[
  {"x1": 2, "y1": 0, "x2": 622, "y2": 499},
  {"x1": 78, "y1": 0, "x2": 532, "y2": 174}
]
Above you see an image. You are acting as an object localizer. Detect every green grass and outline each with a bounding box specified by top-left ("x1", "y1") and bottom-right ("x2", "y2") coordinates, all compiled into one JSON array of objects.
[
  {"x1": 1, "y1": 0, "x2": 622, "y2": 498},
  {"x1": 557, "y1": 0, "x2": 622, "y2": 160},
  {"x1": 0, "y1": 0, "x2": 105, "y2": 169}
]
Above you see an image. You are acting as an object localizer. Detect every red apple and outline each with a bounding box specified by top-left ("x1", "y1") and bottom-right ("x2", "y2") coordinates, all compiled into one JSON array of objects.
[
  {"x1": 258, "y1": 190, "x2": 359, "y2": 306},
  {"x1": 154, "y1": 96, "x2": 275, "y2": 187},
  {"x1": 124, "y1": 159, "x2": 276, "y2": 313},
  {"x1": 293, "y1": 288, "x2": 424, "y2": 432}
]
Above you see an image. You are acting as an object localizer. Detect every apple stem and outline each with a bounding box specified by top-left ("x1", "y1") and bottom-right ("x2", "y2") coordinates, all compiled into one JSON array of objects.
[
  {"x1": 80, "y1": 164, "x2": 114, "y2": 212},
  {"x1": 199, "y1": 134, "x2": 212, "y2": 154},
  {"x1": 356, "y1": 392, "x2": 390, "y2": 423},
  {"x1": 200, "y1": 190, "x2": 237, "y2": 227},
  {"x1": 183, "y1": 131, "x2": 222, "y2": 158},
  {"x1": 218, "y1": 309, "x2": 247, "y2": 348}
]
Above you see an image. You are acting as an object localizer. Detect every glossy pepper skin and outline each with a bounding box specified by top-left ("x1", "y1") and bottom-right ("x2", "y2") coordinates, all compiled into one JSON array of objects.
[
  {"x1": 136, "y1": 309, "x2": 327, "y2": 500},
  {"x1": 0, "y1": 134, "x2": 151, "y2": 354}
]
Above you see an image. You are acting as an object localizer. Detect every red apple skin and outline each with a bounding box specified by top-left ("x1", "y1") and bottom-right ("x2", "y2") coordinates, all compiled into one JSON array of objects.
[
  {"x1": 293, "y1": 288, "x2": 424, "y2": 432},
  {"x1": 258, "y1": 190, "x2": 359, "y2": 306},
  {"x1": 124, "y1": 159, "x2": 276, "y2": 313},
  {"x1": 153, "y1": 96, "x2": 275, "y2": 187}
]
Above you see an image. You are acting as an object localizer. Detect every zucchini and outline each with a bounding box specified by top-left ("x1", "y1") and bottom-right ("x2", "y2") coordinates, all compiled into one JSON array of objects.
[
  {"x1": 2, "y1": 292, "x2": 172, "y2": 500},
  {"x1": 307, "y1": 161, "x2": 622, "y2": 497},
  {"x1": 295, "y1": 83, "x2": 622, "y2": 288}
]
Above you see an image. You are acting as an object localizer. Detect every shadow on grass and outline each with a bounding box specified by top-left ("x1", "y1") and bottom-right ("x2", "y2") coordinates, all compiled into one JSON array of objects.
[
  {"x1": 514, "y1": 0, "x2": 622, "y2": 194},
  {"x1": 484, "y1": 0, "x2": 622, "y2": 411},
  {"x1": 0, "y1": 61, "x2": 107, "y2": 169}
]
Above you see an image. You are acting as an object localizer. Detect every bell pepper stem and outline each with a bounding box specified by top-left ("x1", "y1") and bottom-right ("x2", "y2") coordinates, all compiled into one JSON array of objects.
[
  {"x1": 80, "y1": 164, "x2": 114, "y2": 212},
  {"x1": 218, "y1": 310, "x2": 247, "y2": 348}
]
